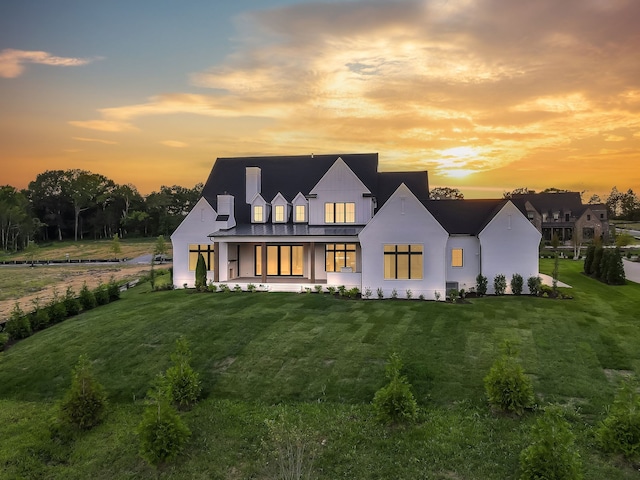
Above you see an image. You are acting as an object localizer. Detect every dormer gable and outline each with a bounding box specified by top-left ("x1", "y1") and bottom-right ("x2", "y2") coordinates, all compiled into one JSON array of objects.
[
  {"x1": 292, "y1": 192, "x2": 308, "y2": 223},
  {"x1": 250, "y1": 193, "x2": 270, "y2": 224},
  {"x1": 309, "y1": 157, "x2": 371, "y2": 196},
  {"x1": 270, "y1": 192, "x2": 290, "y2": 223}
]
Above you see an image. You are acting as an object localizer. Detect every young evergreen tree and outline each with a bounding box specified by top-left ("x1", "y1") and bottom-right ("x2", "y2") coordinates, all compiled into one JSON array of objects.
[
  {"x1": 63, "y1": 286, "x2": 81, "y2": 316},
  {"x1": 583, "y1": 245, "x2": 595, "y2": 275},
  {"x1": 59, "y1": 355, "x2": 107, "y2": 430},
  {"x1": 476, "y1": 274, "x2": 488, "y2": 296},
  {"x1": 166, "y1": 337, "x2": 201, "y2": 409},
  {"x1": 194, "y1": 253, "x2": 207, "y2": 291},
  {"x1": 138, "y1": 380, "x2": 191, "y2": 466},
  {"x1": 606, "y1": 248, "x2": 626, "y2": 285},
  {"x1": 111, "y1": 233, "x2": 122, "y2": 258},
  {"x1": 6, "y1": 303, "x2": 32, "y2": 340},
  {"x1": 592, "y1": 246, "x2": 604, "y2": 278},
  {"x1": 484, "y1": 343, "x2": 534, "y2": 415},
  {"x1": 520, "y1": 406, "x2": 583, "y2": 480},
  {"x1": 372, "y1": 352, "x2": 418, "y2": 424},
  {"x1": 79, "y1": 282, "x2": 97, "y2": 310},
  {"x1": 599, "y1": 249, "x2": 613, "y2": 282}
]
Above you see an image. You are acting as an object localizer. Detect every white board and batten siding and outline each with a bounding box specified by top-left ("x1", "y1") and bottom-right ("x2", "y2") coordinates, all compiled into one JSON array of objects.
[
  {"x1": 170, "y1": 197, "x2": 217, "y2": 288},
  {"x1": 359, "y1": 184, "x2": 449, "y2": 300},
  {"x1": 445, "y1": 236, "x2": 480, "y2": 293},
  {"x1": 478, "y1": 201, "x2": 542, "y2": 294},
  {"x1": 307, "y1": 158, "x2": 374, "y2": 225}
]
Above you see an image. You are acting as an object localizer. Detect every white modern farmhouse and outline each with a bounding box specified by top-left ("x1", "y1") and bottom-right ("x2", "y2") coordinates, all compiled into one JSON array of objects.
[{"x1": 171, "y1": 153, "x2": 541, "y2": 297}]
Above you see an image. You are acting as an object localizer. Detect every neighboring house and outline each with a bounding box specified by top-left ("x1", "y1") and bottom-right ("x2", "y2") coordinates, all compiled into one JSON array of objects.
[
  {"x1": 509, "y1": 193, "x2": 609, "y2": 244},
  {"x1": 171, "y1": 154, "x2": 541, "y2": 297}
]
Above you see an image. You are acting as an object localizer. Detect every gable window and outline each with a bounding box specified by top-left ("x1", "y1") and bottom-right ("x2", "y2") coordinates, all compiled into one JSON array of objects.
[
  {"x1": 255, "y1": 245, "x2": 303, "y2": 276},
  {"x1": 295, "y1": 205, "x2": 306, "y2": 222},
  {"x1": 189, "y1": 244, "x2": 214, "y2": 271},
  {"x1": 325, "y1": 202, "x2": 355, "y2": 223},
  {"x1": 253, "y1": 205, "x2": 263, "y2": 222},
  {"x1": 274, "y1": 205, "x2": 285, "y2": 222},
  {"x1": 600, "y1": 213, "x2": 604, "y2": 219},
  {"x1": 451, "y1": 248, "x2": 463, "y2": 267},
  {"x1": 326, "y1": 244, "x2": 356, "y2": 272},
  {"x1": 565, "y1": 213, "x2": 570, "y2": 221},
  {"x1": 553, "y1": 211, "x2": 559, "y2": 221},
  {"x1": 384, "y1": 244, "x2": 423, "y2": 280},
  {"x1": 587, "y1": 214, "x2": 591, "y2": 221}
]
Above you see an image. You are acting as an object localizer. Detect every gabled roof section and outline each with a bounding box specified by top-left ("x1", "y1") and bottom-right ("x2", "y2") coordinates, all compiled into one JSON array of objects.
[
  {"x1": 271, "y1": 192, "x2": 289, "y2": 205},
  {"x1": 426, "y1": 199, "x2": 509, "y2": 235},
  {"x1": 377, "y1": 171, "x2": 430, "y2": 207},
  {"x1": 201, "y1": 153, "x2": 379, "y2": 224},
  {"x1": 309, "y1": 157, "x2": 371, "y2": 195},
  {"x1": 510, "y1": 192, "x2": 585, "y2": 216}
]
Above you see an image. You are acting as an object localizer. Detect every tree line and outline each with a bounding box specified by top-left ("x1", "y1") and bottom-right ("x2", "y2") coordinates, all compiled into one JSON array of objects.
[{"x1": 1, "y1": 169, "x2": 202, "y2": 252}]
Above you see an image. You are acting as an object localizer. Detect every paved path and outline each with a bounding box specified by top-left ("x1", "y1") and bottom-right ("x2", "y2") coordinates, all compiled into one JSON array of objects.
[
  {"x1": 539, "y1": 273, "x2": 571, "y2": 288},
  {"x1": 623, "y1": 258, "x2": 640, "y2": 284}
]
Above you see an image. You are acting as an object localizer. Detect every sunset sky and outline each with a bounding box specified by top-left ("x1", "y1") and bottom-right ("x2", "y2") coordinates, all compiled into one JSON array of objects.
[{"x1": 1, "y1": 0, "x2": 639, "y2": 199}]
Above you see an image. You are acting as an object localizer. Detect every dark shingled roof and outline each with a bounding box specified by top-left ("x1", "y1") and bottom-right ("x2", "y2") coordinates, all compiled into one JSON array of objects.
[
  {"x1": 509, "y1": 192, "x2": 586, "y2": 216},
  {"x1": 201, "y1": 153, "x2": 430, "y2": 225},
  {"x1": 425, "y1": 199, "x2": 509, "y2": 235}
]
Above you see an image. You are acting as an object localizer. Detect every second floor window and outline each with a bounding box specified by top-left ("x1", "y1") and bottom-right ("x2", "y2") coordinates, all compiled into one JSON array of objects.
[
  {"x1": 325, "y1": 202, "x2": 355, "y2": 223},
  {"x1": 451, "y1": 248, "x2": 463, "y2": 267},
  {"x1": 253, "y1": 205, "x2": 263, "y2": 222},
  {"x1": 295, "y1": 205, "x2": 306, "y2": 222},
  {"x1": 274, "y1": 205, "x2": 285, "y2": 222}
]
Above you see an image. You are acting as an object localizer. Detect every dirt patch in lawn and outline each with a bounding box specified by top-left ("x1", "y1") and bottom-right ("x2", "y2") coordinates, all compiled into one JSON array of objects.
[{"x1": 0, "y1": 264, "x2": 158, "y2": 322}]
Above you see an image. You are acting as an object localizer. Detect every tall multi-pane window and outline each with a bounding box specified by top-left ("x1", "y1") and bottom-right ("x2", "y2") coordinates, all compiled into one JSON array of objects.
[
  {"x1": 295, "y1": 205, "x2": 306, "y2": 222},
  {"x1": 324, "y1": 202, "x2": 355, "y2": 223},
  {"x1": 451, "y1": 248, "x2": 463, "y2": 267},
  {"x1": 274, "y1": 205, "x2": 285, "y2": 222},
  {"x1": 383, "y1": 244, "x2": 423, "y2": 279},
  {"x1": 188, "y1": 244, "x2": 214, "y2": 271},
  {"x1": 253, "y1": 205, "x2": 263, "y2": 222},
  {"x1": 255, "y1": 245, "x2": 303, "y2": 276},
  {"x1": 325, "y1": 244, "x2": 356, "y2": 272}
]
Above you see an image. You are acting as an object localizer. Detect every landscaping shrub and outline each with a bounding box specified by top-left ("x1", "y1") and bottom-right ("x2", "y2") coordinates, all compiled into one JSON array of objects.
[
  {"x1": 527, "y1": 276, "x2": 542, "y2": 296},
  {"x1": 165, "y1": 337, "x2": 201, "y2": 409},
  {"x1": 94, "y1": 285, "x2": 110, "y2": 306},
  {"x1": 137, "y1": 385, "x2": 191, "y2": 466},
  {"x1": 596, "y1": 380, "x2": 640, "y2": 461},
  {"x1": 598, "y1": 249, "x2": 613, "y2": 282},
  {"x1": 592, "y1": 245, "x2": 604, "y2": 279},
  {"x1": 78, "y1": 282, "x2": 97, "y2": 310},
  {"x1": 63, "y1": 286, "x2": 81, "y2": 316},
  {"x1": 376, "y1": 287, "x2": 384, "y2": 299},
  {"x1": 510, "y1": 273, "x2": 524, "y2": 295},
  {"x1": 476, "y1": 274, "x2": 488, "y2": 296},
  {"x1": 59, "y1": 355, "x2": 107, "y2": 430},
  {"x1": 484, "y1": 344, "x2": 534, "y2": 415},
  {"x1": 6, "y1": 303, "x2": 32, "y2": 340},
  {"x1": 48, "y1": 296, "x2": 68, "y2": 324},
  {"x1": 605, "y1": 248, "x2": 626, "y2": 285},
  {"x1": 194, "y1": 253, "x2": 207, "y2": 291},
  {"x1": 520, "y1": 406, "x2": 583, "y2": 480},
  {"x1": 583, "y1": 245, "x2": 595, "y2": 275},
  {"x1": 30, "y1": 301, "x2": 50, "y2": 331},
  {"x1": 107, "y1": 278, "x2": 120, "y2": 301},
  {"x1": 493, "y1": 274, "x2": 507, "y2": 296},
  {"x1": 373, "y1": 352, "x2": 418, "y2": 424}
]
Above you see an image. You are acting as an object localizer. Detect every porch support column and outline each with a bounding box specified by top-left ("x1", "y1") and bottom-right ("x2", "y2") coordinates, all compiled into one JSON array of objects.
[
  {"x1": 309, "y1": 242, "x2": 315, "y2": 283},
  {"x1": 261, "y1": 242, "x2": 267, "y2": 283},
  {"x1": 213, "y1": 242, "x2": 219, "y2": 282}
]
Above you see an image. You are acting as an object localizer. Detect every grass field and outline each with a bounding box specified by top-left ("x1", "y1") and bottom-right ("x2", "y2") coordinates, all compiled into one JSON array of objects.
[
  {"x1": 0, "y1": 237, "x2": 172, "y2": 263},
  {"x1": 1, "y1": 259, "x2": 639, "y2": 479}
]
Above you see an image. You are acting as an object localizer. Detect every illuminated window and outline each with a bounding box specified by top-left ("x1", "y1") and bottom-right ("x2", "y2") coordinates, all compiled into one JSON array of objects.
[
  {"x1": 324, "y1": 202, "x2": 355, "y2": 223},
  {"x1": 295, "y1": 205, "x2": 306, "y2": 222},
  {"x1": 383, "y1": 244, "x2": 423, "y2": 279},
  {"x1": 325, "y1": 244, "x2": 356, "y2": 272},
  {"x1": 253, "y1": 205, "x2": 263, "y2": 222},
  {"x1": 451, "y1": 248, "x2": 463, "y2": 267},
  {"x1": 188, "y1": 244, "x2": 214, "y2": 271},
  {"x1": 274, "y1": 205, "x2": 285, "y2": 222},
  {"x1": 256, "y1": 245, "x2": 303, "y2": 276}
]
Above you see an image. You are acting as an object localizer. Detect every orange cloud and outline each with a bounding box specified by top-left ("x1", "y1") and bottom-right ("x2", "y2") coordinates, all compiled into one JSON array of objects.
[{"x1": 0, "y1": 48, "x2": 99, "y2": 78}]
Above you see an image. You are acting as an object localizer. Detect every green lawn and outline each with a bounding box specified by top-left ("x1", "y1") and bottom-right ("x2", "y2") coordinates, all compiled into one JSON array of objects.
[{"x1": 1, "y1": 259, "x2": 639, "y2": 479}]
